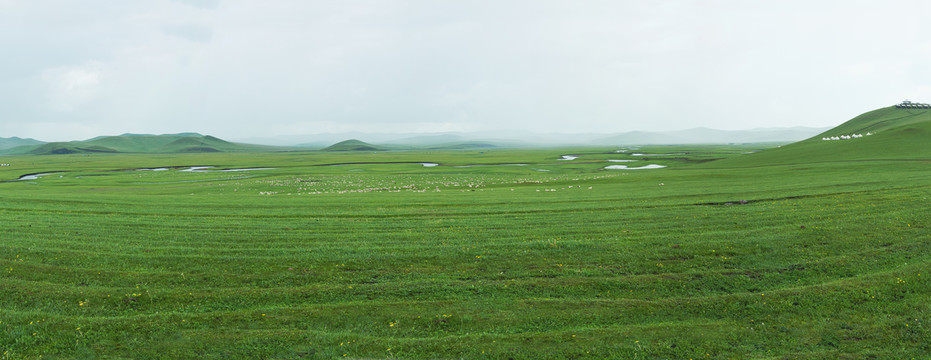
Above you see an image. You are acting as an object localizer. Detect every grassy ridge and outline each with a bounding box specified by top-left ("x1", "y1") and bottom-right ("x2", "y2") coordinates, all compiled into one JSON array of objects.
[
  {"x1": 0, "y1": 144, "x2": 927, "y2": 359},
  {"x1": 2, "y1": 134, "x2": 278, "y2": 155}
]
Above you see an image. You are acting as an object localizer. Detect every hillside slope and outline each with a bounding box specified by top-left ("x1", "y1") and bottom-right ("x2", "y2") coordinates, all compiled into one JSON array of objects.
[
  {"x1": 24, "y1": 143, "x2": 119, "y2": 155},
  {"x1": 1, "y1": 133, "x2": 276, "y2": 155},
  {"x1": 710, "y1": 106, "x2": 931, "y2": 167}
]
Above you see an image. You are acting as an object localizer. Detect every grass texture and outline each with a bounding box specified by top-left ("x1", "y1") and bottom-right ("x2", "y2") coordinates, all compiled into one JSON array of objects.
[{"x1": 0, "y1": 108, "x2": 929, "y2": 359}]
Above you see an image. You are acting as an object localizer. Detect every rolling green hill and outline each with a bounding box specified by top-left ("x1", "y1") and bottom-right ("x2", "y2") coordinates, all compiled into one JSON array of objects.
[
  {"x1": 709, "y1": 105, "x2": 931, "y2": 167},
  {"x1": 23, "y1": 143, "x2": 120, "y2": 155},
  {"x1": 0, "y1": 136, "x2": 44, "y2": 150},
  {"x1": 1, "y1": 133, "x2": 276, "y2": 155},
  {"x1": 322, "y1": 139, "x2": 383, "y2": 151},
  {"x1": 319, "y1": 139, "x2": 500, "y2": 151}
]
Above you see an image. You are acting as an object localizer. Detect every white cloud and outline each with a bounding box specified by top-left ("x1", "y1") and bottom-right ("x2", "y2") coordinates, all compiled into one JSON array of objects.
[
  {"x1": 3, "y1": 1, "x2": 931, "y2": 141},
  {"x1": 41, "y1": 61, "x2": 104, "y2": 111},
  {"x1": 6, "y1": 121, "x2": 101, "y2": 142},
  {"x1": 170, "y1": 0, "x2": 219, "y2": 10},
  {"x1": 162, "y1": 23, "x2": 213, "y2": 42}
]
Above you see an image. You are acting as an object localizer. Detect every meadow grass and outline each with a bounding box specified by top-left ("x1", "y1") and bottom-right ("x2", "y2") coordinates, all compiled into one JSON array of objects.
[{"x1": 0, "y1": 145, "x2": 928, "y2": 359}]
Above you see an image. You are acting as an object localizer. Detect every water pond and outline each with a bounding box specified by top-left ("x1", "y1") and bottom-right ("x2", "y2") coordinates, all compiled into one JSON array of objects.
[{"x1": 604, "y1": 164, "x2": 667, "y2": 170}]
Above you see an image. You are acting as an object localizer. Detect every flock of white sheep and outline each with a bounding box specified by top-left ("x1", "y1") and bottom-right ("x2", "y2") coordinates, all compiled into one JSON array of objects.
[{"x1": 822, "y1": 133, "x2": 871, "y2": 141}]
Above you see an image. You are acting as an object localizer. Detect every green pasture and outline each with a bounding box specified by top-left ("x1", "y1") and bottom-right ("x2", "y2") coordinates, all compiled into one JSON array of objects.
[{"x1": 0, "y1": 139, "x2": 928, "y2": 358}]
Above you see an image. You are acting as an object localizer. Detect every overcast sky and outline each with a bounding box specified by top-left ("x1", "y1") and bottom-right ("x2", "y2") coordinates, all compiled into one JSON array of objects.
[{"x1": 2, "y1": 0, "x2": 930, "y2": 141}]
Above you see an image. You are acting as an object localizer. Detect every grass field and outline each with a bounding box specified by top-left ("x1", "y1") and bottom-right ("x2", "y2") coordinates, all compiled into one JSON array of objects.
[{"x1": 1, "y1": 112, "x2": 929, "y2": 358}]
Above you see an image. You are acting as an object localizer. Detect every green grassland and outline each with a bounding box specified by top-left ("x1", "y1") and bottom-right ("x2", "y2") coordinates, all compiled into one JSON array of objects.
[{"x1": 1, "y1": 109, "x2": 929, "y2": 359}]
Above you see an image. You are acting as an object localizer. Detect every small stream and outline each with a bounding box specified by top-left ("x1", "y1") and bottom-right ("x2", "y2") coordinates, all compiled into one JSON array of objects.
[{"x1": 12, "y1": 172, "x2": 63, "y2": 181}]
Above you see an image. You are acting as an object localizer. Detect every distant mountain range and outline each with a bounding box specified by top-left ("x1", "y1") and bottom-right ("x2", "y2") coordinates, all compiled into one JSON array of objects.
[
  {"x1": 236, "y1": 126, "x2": 829, "y2": 147},
  {"x1": 0, "y1": 126, "x2": 829, "y2": 155},
  {"x1": 594, "y1": 127, "x2": 829, "y2": 145},
  {"x1": 1, "y1": 108, "x2": 925, "y2": 165}
]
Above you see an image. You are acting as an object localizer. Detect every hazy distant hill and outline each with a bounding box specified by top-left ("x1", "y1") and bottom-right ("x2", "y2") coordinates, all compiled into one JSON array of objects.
[
  {"x1": 239, "y1": 127, "x2": 827, "y2": 147},
  {"x1": 0, "y1": 136, "x2": 44, "y2": 150},
  {"x1": 1, "y1": 126, "x2": 829, "y2": 155},
  {"x1": 1, "y1": 133, "x2": 276, "y2": 155},
  {"x1": 382, "y1": 134, "x2": 467, "y2": 145},
  {"x1": 322, "y1": 139, "x2": 384, "y2": 151},
  {"x1": 594, "y1": 127, "x2": 828, "y2": 145}
]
